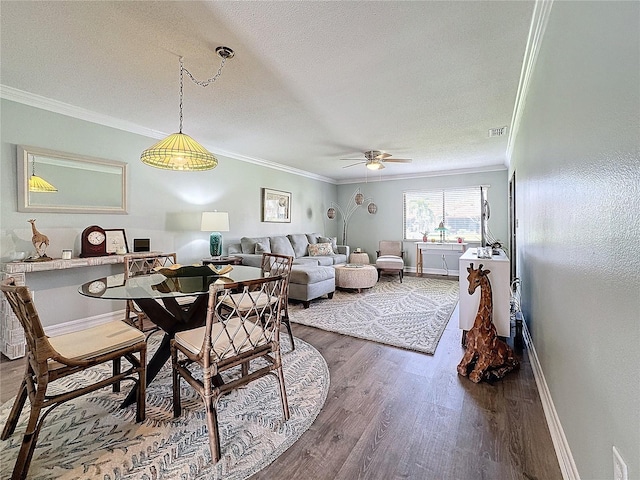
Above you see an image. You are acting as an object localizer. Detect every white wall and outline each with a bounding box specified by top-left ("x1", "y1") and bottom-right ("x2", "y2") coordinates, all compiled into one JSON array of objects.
[
  {"x1": 1, "y1": 99, "x2": 337, "y2": 326},
  {"x1": 510, "y1": 2, "x2": 640, "y2": 478}
]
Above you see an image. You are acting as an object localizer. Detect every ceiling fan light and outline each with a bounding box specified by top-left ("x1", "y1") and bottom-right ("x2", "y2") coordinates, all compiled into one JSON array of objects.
[{"x1": 366, "y1": 161, "x2": 383, "y2": 170}]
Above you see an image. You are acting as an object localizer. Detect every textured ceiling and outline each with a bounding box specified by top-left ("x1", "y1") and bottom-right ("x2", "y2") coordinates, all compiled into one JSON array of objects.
[{"x1": 0, "y1": 1, "x2": 534, "y2": 183}]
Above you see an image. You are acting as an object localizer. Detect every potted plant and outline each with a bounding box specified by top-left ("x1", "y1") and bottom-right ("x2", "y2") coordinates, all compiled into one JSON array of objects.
[{"x1": 421, "y1": 231, "x2": 429, "y2": 242}]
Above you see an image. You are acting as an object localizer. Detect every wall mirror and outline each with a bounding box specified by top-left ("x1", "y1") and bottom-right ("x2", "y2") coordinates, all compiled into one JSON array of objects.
[{"x1": 17, "y1": 145, "x2": 128, "y2": 214}]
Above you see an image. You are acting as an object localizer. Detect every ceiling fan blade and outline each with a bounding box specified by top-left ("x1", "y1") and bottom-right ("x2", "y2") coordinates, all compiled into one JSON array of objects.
[
  {"x1": 375, "y1": 152, "x2": 393, "y2": 159},
  {"x1": 343, "y1": 161, "x2": 366, "y2": 168},
  {"x1": 383, "y1": 158, "x2": 412, "y2": 163},
  {"x1": 340, "y1": 158, "x2": 366, "y2": 161}
]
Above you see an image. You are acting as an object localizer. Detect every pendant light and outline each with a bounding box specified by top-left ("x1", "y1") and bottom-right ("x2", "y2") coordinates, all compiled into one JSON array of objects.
[
  {"x1": 29, "y1": 156, "x2": 57, "y2": 192},
  {"x1": 141, "y1": 46, "x2": 234, "y2": 171}
]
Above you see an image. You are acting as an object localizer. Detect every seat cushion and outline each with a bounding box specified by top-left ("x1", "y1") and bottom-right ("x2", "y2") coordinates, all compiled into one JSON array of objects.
[
  {"x1": 289, "y1": 265, "x2": 335, "y2": 284},
  {"x1": 174, "y1": 317, "x2": 268, "y2": 359},
  {"x1": 376, "y1": 255, "x2": 405, "y2": 270},
  {"x1": 48, "y1": 320, "x2": 144, "y2": 370},
  {"x1": 221, "y1": 291, "x2": 278, "y2": 310}
]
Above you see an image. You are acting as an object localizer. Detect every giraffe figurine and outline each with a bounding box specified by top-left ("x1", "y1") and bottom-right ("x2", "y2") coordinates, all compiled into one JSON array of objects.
[
  {"x1": 28, "y1": 219, "x2": 50, "y2": 258},
  {"x1": 457, "y1": 262, "x2": 519, "y2": 383}
]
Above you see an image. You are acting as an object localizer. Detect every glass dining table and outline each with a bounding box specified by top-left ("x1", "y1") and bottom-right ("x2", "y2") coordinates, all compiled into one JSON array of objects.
[{"x1": 78, "y1": 265, "x2": 265, "y2": 407}]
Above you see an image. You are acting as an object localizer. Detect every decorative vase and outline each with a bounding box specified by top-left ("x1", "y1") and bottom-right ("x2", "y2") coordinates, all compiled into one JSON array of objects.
[{"x1": 422, "y1": 235, "x2": 428, "y2": 242}]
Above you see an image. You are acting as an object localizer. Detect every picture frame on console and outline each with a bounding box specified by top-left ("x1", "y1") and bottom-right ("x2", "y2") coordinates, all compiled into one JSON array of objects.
[
  {"x1": 262, "y1": 188, "x2": 291, "y2": 223},
  {"x1": 105, "y1": 228, "x2": 128, "y2": 254}
]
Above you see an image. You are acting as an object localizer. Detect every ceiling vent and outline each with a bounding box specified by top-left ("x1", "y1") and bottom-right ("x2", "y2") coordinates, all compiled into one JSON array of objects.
[{"x1": 488, "y1": 126, "x2": 508, "y2": 138}]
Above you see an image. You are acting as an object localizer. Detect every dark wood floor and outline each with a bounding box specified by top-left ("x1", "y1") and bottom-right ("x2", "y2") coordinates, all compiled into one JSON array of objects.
[{"x1": 0, "y1": 301, "x2": 562, "y2": 480}]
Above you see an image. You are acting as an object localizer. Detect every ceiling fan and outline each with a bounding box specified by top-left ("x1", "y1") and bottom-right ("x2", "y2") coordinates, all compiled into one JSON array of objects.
[{"x1": 341, "y1": 150, "x2": 412, "y2": 170}]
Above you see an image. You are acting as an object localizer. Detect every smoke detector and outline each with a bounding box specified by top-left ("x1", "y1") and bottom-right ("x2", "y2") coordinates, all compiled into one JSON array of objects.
[{"x1": 488, "y1": 126, "x2": 508, "y2": 137}]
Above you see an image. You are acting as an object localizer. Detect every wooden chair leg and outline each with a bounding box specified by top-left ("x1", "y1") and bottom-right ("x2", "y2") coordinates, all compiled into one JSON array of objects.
[
  {"x1": 399, "y1": 270, "x2": 403, "y2": 283},
  {"x1": 12, "y1": 380, "x2": 47, "y2": 480},
  {"x1": 136, "y1": 346, "x2": 146, "y2": 423},
  {"x1": 112, "y1": 358, "x2": 121, "y2": 392},
  {"x1": 282, "y1": 318, "x2": 295, "y2": 351},
  {"x1": 171, "y1": 344, "x2": 182, "y2": 418},
  {"x1": 274, "y1": 365, "x2": 290, "y2": 421},
  {"x1": 2, "y1": 379, "x2": 28, "y2": 440},
  {"x1": 205, "y1": 398, "x2": 221, "y2": 462}
]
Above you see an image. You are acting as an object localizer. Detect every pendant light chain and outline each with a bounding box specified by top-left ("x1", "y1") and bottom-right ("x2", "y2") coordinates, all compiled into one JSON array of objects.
[
  {"x1": 183, "y1": 56, "x2": 227, "y2": 88},
  {"x1": 179, "y1": 57, "x2": 184, "y2": 134}
]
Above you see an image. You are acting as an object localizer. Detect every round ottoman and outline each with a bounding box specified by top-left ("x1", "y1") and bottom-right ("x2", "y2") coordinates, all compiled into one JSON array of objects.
[
  {"x1": 349, "y1": 252, "x2": 370, "y2": 264},
  {"x1": 334, "y1": 264, "x2": 378, "y2": 292}
]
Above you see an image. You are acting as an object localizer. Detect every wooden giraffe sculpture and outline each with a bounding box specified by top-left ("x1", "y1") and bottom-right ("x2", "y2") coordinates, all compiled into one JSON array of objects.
[
  {"x1": 28, "y1": 219, "x2": 50, "y2": 258},
  {"x1": 457, "y1": 263, "x2": 519, "y2": 383}
]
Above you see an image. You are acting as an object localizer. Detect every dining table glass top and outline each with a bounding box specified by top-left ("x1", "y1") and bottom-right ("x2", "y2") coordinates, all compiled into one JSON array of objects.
[{"x1": 78, "y1": 264, "x2": 264, "y2": 300}]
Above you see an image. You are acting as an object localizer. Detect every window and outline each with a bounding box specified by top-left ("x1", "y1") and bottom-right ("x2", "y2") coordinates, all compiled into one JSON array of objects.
[{"x1": 403, "y1": 186, "x2": 486, "y2": 242}]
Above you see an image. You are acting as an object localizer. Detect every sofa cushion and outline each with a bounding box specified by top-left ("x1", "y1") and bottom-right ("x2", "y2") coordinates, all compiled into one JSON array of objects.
[
  {"x1": 308, "y1": 242, "x2": 334, "y2": 256},
  {"x1": 288, "y1": 234, "x2": 310, "y2": 258},
  {"x1": 290, "y1": 265, "x2": 335, "y2": 284},
  {"x1": 241, "y1": 237, "x2": 271, "y2": 254},
  {"x1": 255, "y1": 242, "x2": 269, "y2": 254},
  {"x1": 318, "y1": 236, "x2": 338, "y2": 251},
  {"x1": 306, "y1": 233, "x2": 323, "y2": 244},
  {"x1": 270, "y1": 235, "x2": 296, "y2": 257}
]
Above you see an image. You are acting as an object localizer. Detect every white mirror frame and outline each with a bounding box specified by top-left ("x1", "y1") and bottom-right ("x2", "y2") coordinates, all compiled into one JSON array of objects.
[{"x1": 17, "y1": 145, "x2": 128, "y2": 214}]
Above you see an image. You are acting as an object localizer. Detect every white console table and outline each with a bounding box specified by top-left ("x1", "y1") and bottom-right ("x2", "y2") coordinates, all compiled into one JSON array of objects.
[
  {"x1": 1, "y1": 252, "x2": 161, "y2": 359},
  {"x1": 458, "y1": 248, "x2": 511, "y2": 338},
  {"x1": 415, "y1": 242, "x2": 468, "y2": 276}
]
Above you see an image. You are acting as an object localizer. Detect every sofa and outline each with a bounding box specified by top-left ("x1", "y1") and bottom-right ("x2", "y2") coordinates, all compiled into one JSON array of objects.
[
  {"x1": 227, "y1": 233, "x2": 349, "y2": 267},
  {"x1": 227, "y1": 233, "x2": 348, "y2": 307}
]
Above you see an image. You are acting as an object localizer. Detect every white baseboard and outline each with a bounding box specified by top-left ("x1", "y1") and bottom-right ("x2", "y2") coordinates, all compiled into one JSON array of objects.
[
  {"x1": 523, "y1": 323, "x2": 581, "y2": 480},
  {"x1": 44, "y1": 309, "x2": 126, "y2": 337}
]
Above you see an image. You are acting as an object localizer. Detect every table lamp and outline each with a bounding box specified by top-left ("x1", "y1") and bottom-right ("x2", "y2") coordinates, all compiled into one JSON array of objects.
[{"x1": 201, "y1": 211, "x2": 229, "y2": 257}]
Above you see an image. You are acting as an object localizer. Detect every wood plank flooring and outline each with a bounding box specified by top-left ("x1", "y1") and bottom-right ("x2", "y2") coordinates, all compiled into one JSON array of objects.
[{"x1": 0, "y1": 292, "x2": 562, "y2": 479}]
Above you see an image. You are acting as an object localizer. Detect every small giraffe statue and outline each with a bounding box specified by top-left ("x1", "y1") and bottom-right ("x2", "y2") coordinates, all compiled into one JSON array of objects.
[
  {"x1": 457, "y1": 263, "x2": 519, "y2": 383},
  {"x1": 28, "y1": 219, "x2": 50, "y2": 258}
]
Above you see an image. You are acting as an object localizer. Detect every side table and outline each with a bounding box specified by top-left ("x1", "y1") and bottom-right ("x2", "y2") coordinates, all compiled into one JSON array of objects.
[
  {"x1": 202, "y1": 256, "x2": 243, "y2": 266},
  {"x1": 349, "y1": 252, "x2": 370, "y2": 264}
]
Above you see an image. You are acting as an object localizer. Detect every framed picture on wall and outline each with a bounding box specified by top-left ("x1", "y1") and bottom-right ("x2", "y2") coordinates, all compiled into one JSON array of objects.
[
  {"x1": 262, "y1": 188, "x2": 291, "y2": 223},
  {"x1": 105, "y1": 228, "x2": 128, "y2": 254}
]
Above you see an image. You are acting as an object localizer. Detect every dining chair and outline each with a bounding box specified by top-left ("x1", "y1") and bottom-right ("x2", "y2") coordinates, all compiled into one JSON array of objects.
[
  {"x1": 170, "y1": 272, "x2": 290, "y2": 463},
  {"x1": 220, "y1": 253, "x2": 295, "y2": 350},
  {"x1": 0, "y1": 277, "x2": 146, "y2": 480},
  {"x1": 375, "y1": 240, "x2": 405, "y2": 282},
  {"x1": 124, "y1": 252, "x2": 178, "y2": 331}
]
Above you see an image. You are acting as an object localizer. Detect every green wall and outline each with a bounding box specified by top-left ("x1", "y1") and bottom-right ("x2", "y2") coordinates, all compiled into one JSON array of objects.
[
  {"x1": 336, "y1": 169, "x2": 508, "y2": 269},
  {"x1": 0, "y1": 99, "x2": 337, "y2": 326},
  {"x1": 509, "y1": 2, "x2": 640, "y2": 478}
]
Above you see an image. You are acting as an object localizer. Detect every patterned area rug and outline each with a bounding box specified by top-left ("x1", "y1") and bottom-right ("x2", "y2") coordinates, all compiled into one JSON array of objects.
[
  {"x1": 0, "y1": 334, "x2": 328, "y2": 480},
  {"x1": 289, "y1": 276, "x2": 459, "y2": 354}
]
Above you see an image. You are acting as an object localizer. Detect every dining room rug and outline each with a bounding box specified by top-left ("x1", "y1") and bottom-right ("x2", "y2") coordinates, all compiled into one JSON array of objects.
[
  {"x1": 289, "y1": 275, "x2": 459, "y2": 354},
  {"x1": 0, "y1": 334, "x2": 329, "y2": 480}
]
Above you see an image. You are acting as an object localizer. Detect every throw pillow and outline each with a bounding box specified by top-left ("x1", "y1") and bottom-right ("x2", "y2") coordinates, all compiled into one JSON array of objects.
[
  {"x1": 308, "y1": 242, "x2": 334, "y2": 256},
  {"x1": 318, "y1": 236, "x2": 338, "y2": 251},
  {"x1": 254, "y1": 242, "x2": 269, "y2": 254}
]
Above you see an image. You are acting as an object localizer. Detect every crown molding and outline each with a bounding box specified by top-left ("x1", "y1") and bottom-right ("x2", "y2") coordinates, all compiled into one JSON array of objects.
[
  {"x1": 1, "y1": 84, "x2": 337, "y2": 184},
  {"x1": 506, "y1": 0, "x2": 554, "y2": 166},
  {"x1": 335, "y1": 164, "x2": 507, "y2": 185}
]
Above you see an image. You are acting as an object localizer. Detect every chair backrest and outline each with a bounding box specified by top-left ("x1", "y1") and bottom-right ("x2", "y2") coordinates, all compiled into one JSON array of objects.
[
  {"x1": 1, "y1": 278, "x2": 55, "y2": 366},
  {"x1": 260, "y1": 252, "x2": 293, "y2": 288},
  {"x1": 201, "y1": 273, "x2": 287, "y2": 365},
  {"x1": 124, "y1": 253, "x2": 177, "y2": 278},
  {"x1": 378, "y1": 240, "x2": 403, "y2": 257}
]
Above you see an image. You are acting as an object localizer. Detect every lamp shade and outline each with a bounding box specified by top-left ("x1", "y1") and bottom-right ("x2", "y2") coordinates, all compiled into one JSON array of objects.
[
  {"x1": 201, "y1": 212, "x2": 229, "y2": 232},
  {"x1": 29, "y1": 175, "x2": 58, "y2": 192},
  {"x1": 141, "y1": 133, "x2": 218, "y2": 171},
  {"x1": 201, "y1": 212, "x2": 229, "y2": 257},
  {"x1": 366, "y1": 161, "x2": 384, "y2": 170}
]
